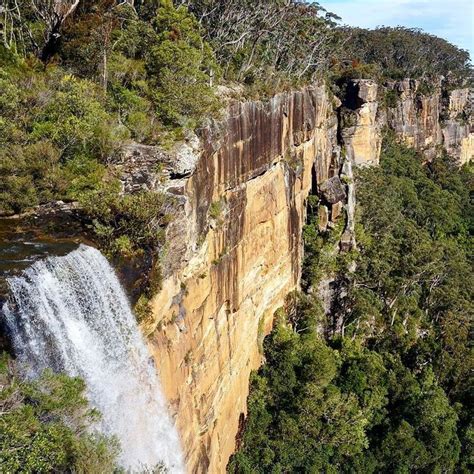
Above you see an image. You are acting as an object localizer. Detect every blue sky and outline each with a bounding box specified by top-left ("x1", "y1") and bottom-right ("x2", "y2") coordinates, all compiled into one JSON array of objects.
[{"x1": 321, "y1": 0, "x2": 474, "y2": 60}]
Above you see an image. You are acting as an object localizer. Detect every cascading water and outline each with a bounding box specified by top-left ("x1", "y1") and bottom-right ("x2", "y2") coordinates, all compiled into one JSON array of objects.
[{"x1": 2, "y1": 244, "x2": 185, "y2": 473}]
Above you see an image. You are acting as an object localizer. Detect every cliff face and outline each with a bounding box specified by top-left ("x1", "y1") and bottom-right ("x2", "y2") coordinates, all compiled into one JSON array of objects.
[
  {"x1": 442, "y1": 87, "x2": 474, "y2": 163},
  {"x1": 341, "y1": 80, "x2": 382, "y2": 165},
  {"x1": 341, "y1": 79, "x2": 473, "y2": 165},
  {"x1": 386, "y1": 79, "x2": 444, "y2": 158},
  {"x1": 138, "y1": 80, "x2": 472, "y2": 473},
  {"x1": 146, "y1": 86, "x2": 340, "y2": 472}
]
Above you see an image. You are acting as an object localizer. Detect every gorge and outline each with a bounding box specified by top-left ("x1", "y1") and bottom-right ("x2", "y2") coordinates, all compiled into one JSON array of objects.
[
  {"x1": 1, "y1": 76, "x2": 472, "y2": 473},
  {"x1": 143, "y1": 79, "x2": 472, "y2": 472},
  {"x1": 0, "y1": 1, "x2": 472, "y2": 472}
]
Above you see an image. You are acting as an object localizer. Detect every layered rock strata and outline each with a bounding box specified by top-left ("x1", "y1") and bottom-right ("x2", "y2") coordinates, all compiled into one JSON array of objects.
[
  {"x1": 341, "y1": 79, "x2": 382, "y2": 165},
  {"x1": 341, "y1": 79, "x2": 473, "y2": 165}
]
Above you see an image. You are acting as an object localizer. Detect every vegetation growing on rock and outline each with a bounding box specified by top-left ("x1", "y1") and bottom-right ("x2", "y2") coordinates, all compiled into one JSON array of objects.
[
  {"x1": 1, "y1": 0, "x2": 471, "y2": 219},
  {"x1": 0, "y1": 2, "x2": 472, "y2": 471},
  {"x1": 0, "y1": 0, "x2": 218, "y2": 236}
]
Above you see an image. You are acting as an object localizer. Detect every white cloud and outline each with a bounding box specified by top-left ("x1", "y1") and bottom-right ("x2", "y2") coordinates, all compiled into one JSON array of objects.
[{"x1": 323, "y1": 0, "x2": 474, "y2": 58}]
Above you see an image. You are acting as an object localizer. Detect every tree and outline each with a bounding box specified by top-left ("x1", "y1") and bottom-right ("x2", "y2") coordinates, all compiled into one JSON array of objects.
[
  {"x1": 145, "y1": 0, "x2": 219, "y2": 126},
  {"x1": 30, "y1": 0, "x2": 81, "y2": 61},
  {"x1": 0, "y1": 0, "x2": 81, "y2": 60},
  {"x1": 182, "y1": 0, "x2": 343, "y2": 87}
]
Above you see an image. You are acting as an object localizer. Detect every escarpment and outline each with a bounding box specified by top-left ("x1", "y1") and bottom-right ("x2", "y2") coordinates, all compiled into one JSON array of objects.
[
  {"x1": 1, "y1": 4, "x2": 471, "y2": 471},
  {"x1": 135, "y1": 78, "x2": 472, "y2": 473},
  {"x1": 1, "y1": 76, "x2": 470, "y2": 473},
  {"x1": 341, "y1": 79, "x2": 473, "y2": 165}
]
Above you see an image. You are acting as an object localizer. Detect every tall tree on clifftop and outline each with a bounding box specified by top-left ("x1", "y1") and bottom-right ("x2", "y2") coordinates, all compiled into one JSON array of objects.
[{"x1": 145, "y1": 0, "x2": 220, "y2": 126}]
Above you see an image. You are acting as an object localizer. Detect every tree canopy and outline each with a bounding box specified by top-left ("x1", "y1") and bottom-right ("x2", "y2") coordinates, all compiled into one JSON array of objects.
[
  {"x1": 0, "y1": 353, "x2": 119, "y2": 473},
  {"x1": 341, "y1": 26, "x2": 473, "y2": 85}
]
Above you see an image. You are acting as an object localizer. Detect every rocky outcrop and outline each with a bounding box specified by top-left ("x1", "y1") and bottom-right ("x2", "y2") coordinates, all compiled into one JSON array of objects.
[
  {"x1": 341, "y1": 79, "x2": 473, "y2": 164},
  {"x1": 386, "y1": 80, "x2": 473, "y2": 162},
  {"x1": 385, "y1": 79, "x2": 444, "y2": 159},
  {"x1": 442, "y1": 87, "x2": 473, "y2": 164},
  {"x1": 341, "y1": 79, "x2": 382, "y2": 165},
  {"x1": 460, "y1": 134, "x2": 474, "y2": 164}
]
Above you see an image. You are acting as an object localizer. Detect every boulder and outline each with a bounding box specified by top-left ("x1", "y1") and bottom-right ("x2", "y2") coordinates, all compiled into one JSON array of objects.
[
  {"x1": 319, "y1": 176, "x2": 346, "y2": 204},
  {"x1": 355, "y1": 79, "x2": 378, "y2": 103},
  {"x1": 331, "y1": 201, "x2": 343, "y2": 221},
  {"x1": 340, "y1": 229, "x2": 354, "y2": 252},
  {"x1": 318, "y1": 205, "x2": 329, "y2": 232}
]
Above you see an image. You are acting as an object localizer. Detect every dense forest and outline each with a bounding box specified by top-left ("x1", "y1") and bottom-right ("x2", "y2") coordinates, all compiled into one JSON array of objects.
[
  {"x1": 1, "y1": 0, "x2": 471, "y2": 226},
  {"x1": 229, "y1": 137, "x2": 473, "y2": 473},
  {"x1": 1, "y1": 1, "x2": 472, "y2": 472}
]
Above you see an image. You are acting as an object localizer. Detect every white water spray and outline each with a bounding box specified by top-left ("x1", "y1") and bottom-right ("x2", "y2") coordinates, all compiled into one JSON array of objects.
[{"x1": 2, "y1": 244, "x2": 184, "y2": 473}]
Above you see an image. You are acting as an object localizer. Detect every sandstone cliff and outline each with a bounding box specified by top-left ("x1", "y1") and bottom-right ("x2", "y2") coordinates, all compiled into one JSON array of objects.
[
  {"x1": 147, "y1": 86, "x2": 340, "y2": 472},
  {"x1": 133, "y1": 79, "x2": 472, "y2": 473},
  {"x1": 341, "y1": 79, "x2": 473, "y2": 165}
]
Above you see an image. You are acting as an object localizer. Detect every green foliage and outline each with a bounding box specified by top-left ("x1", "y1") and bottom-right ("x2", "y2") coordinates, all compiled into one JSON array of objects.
[
  {"x1": 209, "y1": 200, "x2": 223, "y2": 220},
  {"x1": 230, "y1": 300, "x2": 461, "y2": 473},
  {"x1": 80, "y1": 183, "x2": 169, "y2": 258},
  {"x1": 0, "y1": 59, "x2": 118, "y2": 215},
  {"x1": 145, "y1": 0, "x2": 220, "y2": 126},
  {"x1": 229, "y1": 302, "x2": 367, "y2": 473},
  {"x1": 339, "y1": 108, "x2": 358, "y2": 128},
  {"x1": 134, "y1": 293, "x2": 154, "y2": 324},
  {"x1": 382, "y1": 88, "x2": 399, "y2": 108},
  {"x1": 341, "y1": 26, "x2": 472, "y2": 86},
  {"x1": 0, "y1": 354, "x2": 119, "y2": 473},
  {"x1": 231, "y1": 137, "x2": 472, "y2": 472},
  {"x1": 349, "y1": 138, "x2": 473, "y2": 470},
  {"x1": 1, "y1": 0, "x2": 221, "y2": 216},
  {"x1": 31, "y1": 75, "x2": 127, "y2": 158},
  {"x1": 302, "y1": 215, "x2": 347, "y2": 289},
  {"x1": 352, "y1": 137, "x2": 472, "y2": 346},
  {"x1": 186, "y1": 0, "x2": 343, "y2": 90}
]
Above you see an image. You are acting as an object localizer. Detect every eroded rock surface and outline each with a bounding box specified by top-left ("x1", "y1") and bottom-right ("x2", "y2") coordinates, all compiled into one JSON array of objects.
[
  {"x1": 342, "y1": 79, "x2": 382, "y2": 165},
  {"x1": 386, "y1": 80, "x2": 473, "y2": 162}
]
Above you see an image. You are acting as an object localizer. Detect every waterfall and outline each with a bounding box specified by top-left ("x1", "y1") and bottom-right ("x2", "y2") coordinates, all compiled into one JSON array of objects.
[{"x1": 2, "y1": 244, "x2": 185, "y2": 473}]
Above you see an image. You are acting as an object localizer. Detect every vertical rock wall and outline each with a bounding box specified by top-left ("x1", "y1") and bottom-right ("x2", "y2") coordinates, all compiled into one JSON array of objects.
[
  {"x1": 147, "y1": 86, "x2": 339, "y2": 473},
  {"x1": 442, "y1": 87, "x2": 473, "y2": 164},
  {"x1": 341, "y1": 80, "x2": 382, "y2": 165}
]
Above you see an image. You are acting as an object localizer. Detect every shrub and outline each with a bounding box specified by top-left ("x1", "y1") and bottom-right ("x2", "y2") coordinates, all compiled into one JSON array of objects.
[
  {"x1": 30, "y1": 76, "x2": 128, "y2": 160},
  {"x1": 383, "y1": 89, "x2": 399, "y2": 108},
  {"x1": 0, "y1": 353, "x2": 119, "y2": 473},
  {"x1": 80, "y1": 184, "x2": 170, "y2": 258}
]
